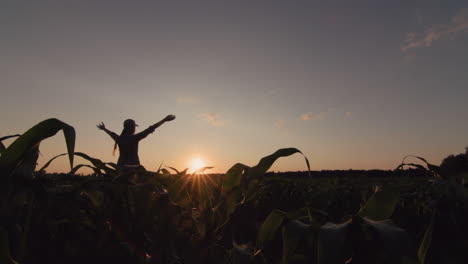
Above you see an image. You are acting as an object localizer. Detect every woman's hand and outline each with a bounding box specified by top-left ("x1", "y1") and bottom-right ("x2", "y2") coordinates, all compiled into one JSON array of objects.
[
  {"x1": 97, "y1": 122, "x2": 106, "y2": 130},
  {"x1": 165, "y1": 115, "x2": 176, "y2": 121}
]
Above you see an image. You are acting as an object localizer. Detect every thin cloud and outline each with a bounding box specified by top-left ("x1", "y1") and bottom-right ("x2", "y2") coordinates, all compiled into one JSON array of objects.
[
  {"x1": 300, "y1": 112, "x2": 324, "y2": 121},
  {"x1": 401, "y1": 8, "x2": 468, "y2": 51},
  {"x1": 203, "y1": 112, "x2": 224, "y2": 126},
  {"x1": 344, "y1": 111, "x2": 353, "y2": 118}
]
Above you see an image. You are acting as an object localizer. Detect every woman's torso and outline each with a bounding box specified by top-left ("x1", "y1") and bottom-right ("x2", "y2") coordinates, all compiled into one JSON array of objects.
[{"x1": 116, "y1": 134, "x2": 141, "y2": 166}]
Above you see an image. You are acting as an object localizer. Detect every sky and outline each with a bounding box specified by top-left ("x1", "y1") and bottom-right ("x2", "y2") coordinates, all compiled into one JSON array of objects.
[{"x1": 1, "y1": 0, "x2": 468, "y2": 173}]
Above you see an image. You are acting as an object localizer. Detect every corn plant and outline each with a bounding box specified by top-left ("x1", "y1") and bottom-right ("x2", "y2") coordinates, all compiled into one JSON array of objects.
[
  {"x1": 0, "y1": 118, "x2": 75, "y2": 179},
  {"x1": 0, "y1": 119, "x2": 75, "y2": 264},
  {"x1": 39, "y1": 152, "x2": 118, "y2": 177},
  {"x1": 254, "y1": 188, "x2": 418, "y2": 264},
  {"x1": 396, "y1": 153, "x2": 468, "y2": 264},
  {"x1": 0, "y1": 135, "x2": 21, "y2": 155}
]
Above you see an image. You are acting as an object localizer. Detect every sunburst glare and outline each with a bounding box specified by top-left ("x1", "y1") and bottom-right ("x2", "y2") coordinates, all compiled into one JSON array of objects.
[{"x1": 189, "y1": 157, "x2": 206, "y2": 174}]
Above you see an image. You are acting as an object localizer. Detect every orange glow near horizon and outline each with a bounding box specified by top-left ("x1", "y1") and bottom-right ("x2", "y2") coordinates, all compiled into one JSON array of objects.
[{"x1": 189, "y1": 157, "x2": 207, "y2": 173}]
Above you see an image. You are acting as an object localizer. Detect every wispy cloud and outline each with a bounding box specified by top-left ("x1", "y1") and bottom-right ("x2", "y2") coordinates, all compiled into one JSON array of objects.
[
  {"x1": 300, "y1": 112, "x2": 324, "y2": 121},
  {"x1": 202, "y1": 112, "x2": 224, "y2": 126},
  {"x1": 401, "y1": 8, "x2": 468, "y2": 51}
]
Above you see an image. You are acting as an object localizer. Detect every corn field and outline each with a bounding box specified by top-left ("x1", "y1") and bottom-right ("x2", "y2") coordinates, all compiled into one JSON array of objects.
[{"x1": 0, "y1": 119, "x2": 467, "y2": 264}]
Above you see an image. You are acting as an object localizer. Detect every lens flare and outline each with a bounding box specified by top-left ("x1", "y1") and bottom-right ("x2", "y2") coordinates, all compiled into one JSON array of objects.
[{"x1": 190, "y1": 157, "x2": 206, "y2": 173}]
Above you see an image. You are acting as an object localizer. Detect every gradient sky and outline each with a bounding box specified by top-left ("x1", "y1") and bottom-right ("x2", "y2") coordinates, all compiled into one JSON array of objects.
[{"x1": 1, "y1": 0, "x2": 468, "y2": 173}]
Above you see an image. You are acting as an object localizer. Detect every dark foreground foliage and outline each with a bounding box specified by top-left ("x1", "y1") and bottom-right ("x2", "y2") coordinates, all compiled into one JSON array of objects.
[
  {"x1": 0, "y1": 169, "x2": 467, "y2": 264},
  {"x1": 1, "y1": 119, "x2": 467, "y2": 263}
]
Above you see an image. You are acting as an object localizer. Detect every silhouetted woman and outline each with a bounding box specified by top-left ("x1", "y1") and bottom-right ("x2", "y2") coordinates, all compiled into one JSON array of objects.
[{"x1": 97, "y1": 115, "x2": 176, "y2": 168}]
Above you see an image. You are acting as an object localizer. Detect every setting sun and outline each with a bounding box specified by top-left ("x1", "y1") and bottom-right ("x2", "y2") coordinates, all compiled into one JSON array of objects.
[{"x1": 189, "y1": 157, "x2": 206, "y2": 173}]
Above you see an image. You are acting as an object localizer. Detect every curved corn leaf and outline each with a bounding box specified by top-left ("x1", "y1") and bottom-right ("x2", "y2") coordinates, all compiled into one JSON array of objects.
[
  {"x1": 217, "y1": 163, "x2": 250, "y2": 224},
  {"x1": 193, "y1": 166, "x2": 214, "y2": 174},
  {"x1": 73, "y1": 152, "x2": 117, "y2": 176},
  {"x1": 249, "y1": 148, "x2": 310, "y2": 180},
  {"x1": 160, "y1": 168, "x2": 171, "y2": 175},
  {"x1": 358, "y1": 189, "x2": 399, "y2": 220},
  {"x1": 166, "y1": 166, "x2": 180, "y2": 174},
  {"x1": 38, "y1": 153, "x2": 67, "y2": 172},
  {"x1": 70, "y1": 164, "x2": 100, "y2": 175},
  {"x1": 0, "y1": 118, "x2": 75, "y2": 178},
  {"x1": 246, "y1": 148, "x2": 310, "y2": 199},
  {"x1": 395, "y1": 163, "x2": 427, "y2": 171},
  {"x1": 226, "y1": 187, "x2": 245, "y2": 216},
  {"x1": 257, "y1": 210, "x2": 287, "y2": 249},
  {"x1": 39, "y1": 152, "x2": 117, "y2": 176},
  {"x1": 106, "y1": 162, "x2": 118, "y2": 170},
  {"x1": 400, "y1": 155, "x2": 441, "y2": 177},
  {"x1": 155, "y1": 161, "x2": 163, "y2": 174},
  {"x1": 0, "y1": 135, "x2": 21, "y2": 142},
  {"x1": 221, "y1": 163, "x2": 250, "y2": 196},
  {"x1": 0, "y1": 135, "x2": 21, "y2": 155},
  {"x1": 317, "y1": 219, "x2": 352, "y2": 264}
]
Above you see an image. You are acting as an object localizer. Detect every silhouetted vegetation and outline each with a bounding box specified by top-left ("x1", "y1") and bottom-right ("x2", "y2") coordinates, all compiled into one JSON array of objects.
[{"x1": 1, "y1": 119, "x2": 467, "y2": 263}]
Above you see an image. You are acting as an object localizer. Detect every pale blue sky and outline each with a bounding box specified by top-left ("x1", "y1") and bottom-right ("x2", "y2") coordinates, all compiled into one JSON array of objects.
[{"x1": 1, "y1": 0, "x2": 467, "y2": 173}]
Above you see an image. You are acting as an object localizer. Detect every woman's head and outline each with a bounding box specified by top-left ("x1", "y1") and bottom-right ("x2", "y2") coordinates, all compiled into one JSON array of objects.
[{"x1": 122, "y1": 119, "x2": 138, "y2": 135}]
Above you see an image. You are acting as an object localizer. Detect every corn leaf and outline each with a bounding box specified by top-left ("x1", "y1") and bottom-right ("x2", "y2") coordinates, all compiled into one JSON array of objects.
[
  {"x1": 193, "y1": 166, "x2": 214, "y2": 174},
  {"x1": 160, "y1": 168, "x2": 171, "y2": 175},
  {"x1": 40, "y1": 152, "x2": 116, "y2": 176},
  {"x1": 395, "y1": 163, "x2": 427, "y2": 171},
  {"x1": 154, "y1": 161, "x2": 163, "y2": 174},
  {"x1": 166, "y1": 166, "x2": 180, "y2": 174},
  {"x1": 246, "y1": 148, "x2": 310, "y2": 199},
  {"x1": 358, "y1": 189, "x2": 399, "y2": 220},
  {"x1": 38, "y1": 153, "x2": 67, "y2": 172},
  {"x1": 249, "y1": 148, "x2": 310, "y2": 181},
  {"x1": 0, "y1": 118, "x2": 75, "y2": 178},
  {"x1": 106, "y1": 162, "x2": 118, "y2": 170},
  {"x1": 0, "y1": 135, "x2": 21, "y2": 155},
  {"x1": 70, "y1": 164, "x2": 100, "y2": 175},
  {"x1": 401, "y1": 155, "x2": 441, "y2": 177},
  {"x1": 257, "y1": 210, "x2": 287, "y2": 249},
  {"x1": 221, "y1": 163, "x2": 250, "y2": 196},
  {"x1": 73, "y1": 152, "x2": 117, "y2": 176}
]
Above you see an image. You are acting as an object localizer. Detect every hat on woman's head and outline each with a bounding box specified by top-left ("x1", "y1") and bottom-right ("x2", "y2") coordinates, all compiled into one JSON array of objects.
[{"x1": 123, "y1": 119, "x2": 138, "y2": 127}]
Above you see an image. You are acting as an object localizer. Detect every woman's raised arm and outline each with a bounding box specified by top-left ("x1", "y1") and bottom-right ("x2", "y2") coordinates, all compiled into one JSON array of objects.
[
  {"x1": 135, "y1": 115, "x2": 176, "y2": 140},
  {"x1": 97, "y1": 122, "x2": 118, "y2": 141},
  {"x1": 149, "y1": 115, "x2": 176, "y2": 130}
]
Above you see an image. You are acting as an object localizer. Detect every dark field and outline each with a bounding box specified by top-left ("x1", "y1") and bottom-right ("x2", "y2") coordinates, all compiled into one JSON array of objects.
[
  {"x1": 1, "y1": 120, "x2": 467, "y2": 263},
  {"x1": 2, "y1": 169, "x2": 467, "y2": 264}
]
